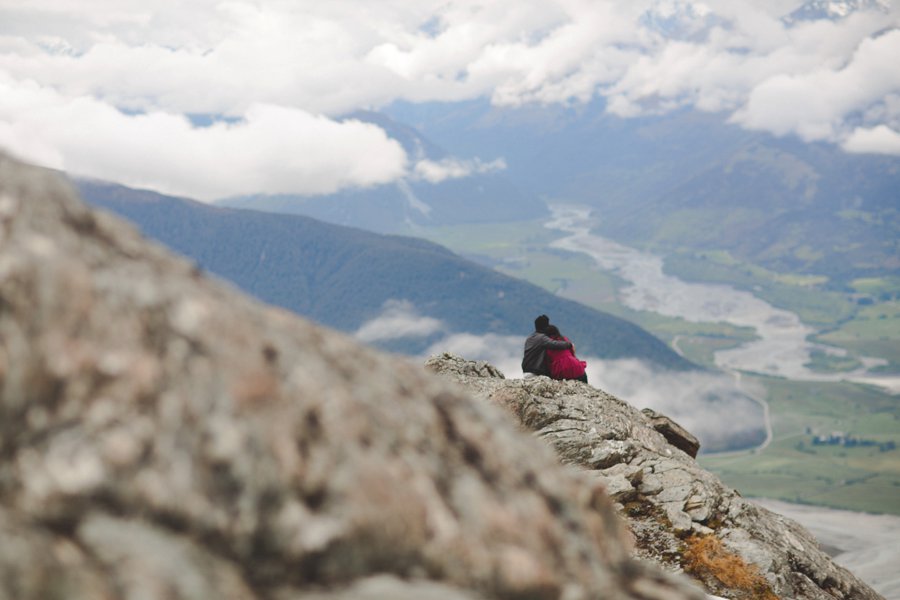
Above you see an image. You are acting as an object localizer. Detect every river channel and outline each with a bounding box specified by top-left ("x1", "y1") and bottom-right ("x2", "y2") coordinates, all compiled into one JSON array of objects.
[{"x1": 547, "y1": 205, "x2": 899, "y2": 393}]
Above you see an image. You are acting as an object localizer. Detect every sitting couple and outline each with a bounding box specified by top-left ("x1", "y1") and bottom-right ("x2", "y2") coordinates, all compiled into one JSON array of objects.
[{"x1": 522, "y1": 314, "x2": 588, "y2": 383}]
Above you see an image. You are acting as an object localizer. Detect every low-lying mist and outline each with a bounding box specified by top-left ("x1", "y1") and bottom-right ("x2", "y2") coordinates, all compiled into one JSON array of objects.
[
  {"x1": 357, "y1": 302, "x2": 767, "y2": 454},
  {"x1": 419, "y1": 339, "x2": 767, "y2": 454}
]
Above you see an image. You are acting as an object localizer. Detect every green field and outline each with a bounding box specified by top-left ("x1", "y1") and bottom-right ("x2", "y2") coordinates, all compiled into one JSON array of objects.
[
  {"x1": 815, "y1": 300, "x2": 900, "y2": 371},
  {"x1": 700, "y1": 377, "x2": 900, "y2": 515},
  {"x1": 411, "y1": 220, "x2": 900, "y2": 515}
]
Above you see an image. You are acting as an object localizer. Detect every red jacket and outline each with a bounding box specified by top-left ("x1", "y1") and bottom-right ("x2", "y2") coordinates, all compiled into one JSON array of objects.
[{"x1": 546, "y1": 336, "x2": 587, "y2": 380}]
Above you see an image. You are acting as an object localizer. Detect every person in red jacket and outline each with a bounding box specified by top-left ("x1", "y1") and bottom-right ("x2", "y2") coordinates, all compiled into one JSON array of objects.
[{"x1": 544, "y1": 325, "x2": 588, "y2": 383}]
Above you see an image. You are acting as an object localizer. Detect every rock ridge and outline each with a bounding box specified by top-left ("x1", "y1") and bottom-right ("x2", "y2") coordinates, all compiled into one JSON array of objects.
[{"x1": 425, "y1": 352, "x2": 883, "y2": 600}]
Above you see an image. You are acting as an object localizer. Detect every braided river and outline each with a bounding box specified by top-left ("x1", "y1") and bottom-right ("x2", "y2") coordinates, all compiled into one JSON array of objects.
[{"x1": 547, "y1": 205, "x2": 900, "y2": 393}]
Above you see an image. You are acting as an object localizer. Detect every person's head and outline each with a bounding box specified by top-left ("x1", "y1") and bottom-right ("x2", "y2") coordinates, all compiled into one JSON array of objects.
[
  {"x1": 546, "y1": 324, "x2": 561, "y2": 338},
  {"x1": 534, "y1": 314, "x2": 550, "y2": 333}
]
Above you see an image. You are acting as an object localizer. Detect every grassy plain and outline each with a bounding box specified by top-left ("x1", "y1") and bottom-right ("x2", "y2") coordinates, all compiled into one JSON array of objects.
[
  {"x1": 411, "y1": 219, "x2": 900, "y2": 515},
  {"x1": 815, "y1": 300, "x2": 900, "y2": 371},
  {"x1": 700, "y1": 377, "x2": 900, "y2": 515}
]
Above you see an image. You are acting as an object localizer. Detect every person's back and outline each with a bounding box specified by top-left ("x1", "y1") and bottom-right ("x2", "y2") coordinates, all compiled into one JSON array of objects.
[{"x1": 522, "y1": 315, "x2": 571, "y2": 376}]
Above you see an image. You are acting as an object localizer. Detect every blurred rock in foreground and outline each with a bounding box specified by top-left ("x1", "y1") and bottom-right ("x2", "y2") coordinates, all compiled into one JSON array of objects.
[{"x1": 0, "y1": 153, "x2": 709, "y2": 599}]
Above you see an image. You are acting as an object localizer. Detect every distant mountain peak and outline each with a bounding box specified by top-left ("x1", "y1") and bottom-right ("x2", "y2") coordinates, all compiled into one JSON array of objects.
[{"x1": 786, "y1": 0, "x2": 890, "y2": 23}]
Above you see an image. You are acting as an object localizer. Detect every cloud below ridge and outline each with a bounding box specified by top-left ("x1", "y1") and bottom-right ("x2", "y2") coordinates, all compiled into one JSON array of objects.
[
  {"x1": 353, "y1": 301, "x2": 766, "y2": 451},
  {"x1": 1, "y1": 0, "x2": 899, "y2": 198},
  {"x1": 354, "y1": 299, "x2": 445, "y2": 343}
]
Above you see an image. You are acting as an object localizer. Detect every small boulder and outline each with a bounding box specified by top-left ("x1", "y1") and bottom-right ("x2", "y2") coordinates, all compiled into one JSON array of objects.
[{"x1": 642, "y1": 408, "x2": 701, "y2": 458}]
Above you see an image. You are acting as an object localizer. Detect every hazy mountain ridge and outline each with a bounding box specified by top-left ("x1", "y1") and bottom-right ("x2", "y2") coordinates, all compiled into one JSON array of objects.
[
  {"x1": 605, "y1": 139, "x2": 900, "y2": 282},
  {"x1": 382, "y1": 101, "x2": 900, "y2": 287},
  {"x1": 213, "y1": 101, "x2": 898, "y2": 289},
  {"x1": 75, "y1": 178, "x2": 692, "y2": 370}
]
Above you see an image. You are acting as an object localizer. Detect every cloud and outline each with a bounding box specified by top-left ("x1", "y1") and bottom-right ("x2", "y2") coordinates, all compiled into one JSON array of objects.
[
  {"x1": 585, "y1": 358, "x2": 766, "y2": 453},
  {"x1": 731, "y1": 28, "x2": 900, "y2": 143},
  {"x1": 351, "y1": 296, "x2": 765, "y2": 452},
  {"x1": 412, "y1": 156, "x2": 506, "y2": 183},
  {"x1": 355, "y1": 300, "x2": 445, "y2": 343},
  {"x1": 412, "y1": 326, "x2": 768, "y2": 453},
  {"x1": 843, "y1": 123, "x2": 900, "y2": 154},
  {"x1": 425, "y1": 332, "x2": 525, "y2": 377},
  {"x1": 1, "y1": 0, "x2": 899, "y2": 197},
  {"x1": 0, "y1": 73, "x2": 407, "y2": 201}
]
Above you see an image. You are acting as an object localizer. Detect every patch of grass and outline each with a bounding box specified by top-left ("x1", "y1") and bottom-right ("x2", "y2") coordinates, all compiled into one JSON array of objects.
[
  {"x1": 496, "y1": 250, "x2": 621, "y2": 300},
  {"x1": 670, "y1": 335, "x2": 750, "y2": 368},
  {"x1": 815, "y1": 301, "x2": 900, "y2": 369},
  {"x1": 682, "y1": 534, "x2": 778, "y2": 600},
  {"x1": 803, "y1": 349, "x2": 864, "y2": 374},
  {"x1": 410, "y1": 219, "x2": 560, "y2": 260},
  {"x1": 850, "y1": 276, "x2": 900, "y2": 297}
]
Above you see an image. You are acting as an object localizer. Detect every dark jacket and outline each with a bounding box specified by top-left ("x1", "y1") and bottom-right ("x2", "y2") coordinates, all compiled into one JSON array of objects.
[{"x1": 522, "y1": 331, "x2": 572, "y2": 376}]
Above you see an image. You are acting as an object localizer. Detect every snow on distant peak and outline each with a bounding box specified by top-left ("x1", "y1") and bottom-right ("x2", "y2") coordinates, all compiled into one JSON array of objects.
[
  {"x1": 786, "y1": 0, "x2": 891, "y2": 23},
  {"x1": 640, "y1": 0, "x2": 727, "y2": 41}
]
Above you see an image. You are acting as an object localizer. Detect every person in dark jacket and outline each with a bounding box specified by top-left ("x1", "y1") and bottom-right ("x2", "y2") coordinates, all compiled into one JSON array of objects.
[{"x1": 522, "y1": 314, "x2": 572, "y2": 377}]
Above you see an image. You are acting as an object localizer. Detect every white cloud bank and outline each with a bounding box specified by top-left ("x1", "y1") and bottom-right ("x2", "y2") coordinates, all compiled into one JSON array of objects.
[
  {"x1": 355, "y1": 299, "x2": 444, "y2": 343},
  {"x1": 412, "y1": 157, "x2": 507, "y2": 183},
  {"x1": 1, "y1": 0, "x2": 899, "y2": 197},
  {"x1": 0, "y1": 74, "x2": 407, "y2": 200}
]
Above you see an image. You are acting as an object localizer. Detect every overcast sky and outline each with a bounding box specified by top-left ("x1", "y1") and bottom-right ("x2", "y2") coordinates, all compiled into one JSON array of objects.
[{"x1": 1, "y1": 0, "x2": 898, "y2": 200}]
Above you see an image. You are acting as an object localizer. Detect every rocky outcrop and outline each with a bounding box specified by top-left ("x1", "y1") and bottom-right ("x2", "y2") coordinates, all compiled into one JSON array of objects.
[
  {"x1": 0, "y1": 153, "x2": 712, "y2": 599},
  {"x1": 426, "y1": 353, "x2": 883, "y2": 600},
  {"x1": 641, "y1": 408, "x2": 700, "y2": 459}
]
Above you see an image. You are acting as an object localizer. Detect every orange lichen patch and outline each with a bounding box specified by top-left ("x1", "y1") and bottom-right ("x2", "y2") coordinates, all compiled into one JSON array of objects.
[{"x1": 682, "y1": 535, "x2": 778, "y2": 600}]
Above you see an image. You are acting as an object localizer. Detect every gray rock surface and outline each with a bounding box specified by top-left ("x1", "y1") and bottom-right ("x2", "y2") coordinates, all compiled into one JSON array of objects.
[
  {"x1": 0, "y1": 152, "x2": 709, "y2": 599},
  {"x1": 426, "y1": 353, "x2": 884, "y2": 600}
]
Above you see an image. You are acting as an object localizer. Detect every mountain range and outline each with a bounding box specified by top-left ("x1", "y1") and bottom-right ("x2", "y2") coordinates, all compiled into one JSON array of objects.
[
  {"x1": 215, "y1": 99, "x2": 900, "y2": 290},
  {"x1": 75, "y1": 178, "x2": 691, "y2": 371}
]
